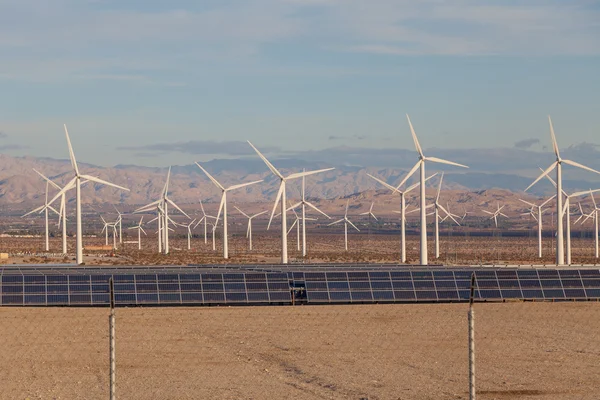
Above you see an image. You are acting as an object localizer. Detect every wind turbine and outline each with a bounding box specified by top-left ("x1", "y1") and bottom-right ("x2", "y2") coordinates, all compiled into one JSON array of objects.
[
  {"x1": 22, "y1": 181, "x2": 60, "y2": 252},
  {"x1": 286, "y1": 172, "x2": 330, "y2": 257},
  {"x1": 396, "y1": 115, "x2": 469, "y2": 265},
  {"x1": 135, "y1": 167, "x2": 189, "y2": 254},
  {"x1": 518, "y1": 195, "x2": 556, "y2": 258},
  {"x1": 368, "y1": 172, "x2": 437, "y2": 263},
  {"x1": 127, "y1": 216, "x2": 147, "y2": 250},
  {"x1": 287, "y1": 204, "x2": 317, "y2": 252},
  {"x1": 525, "y1": 116, "x2": 600, "y2": 265},
  {"x1": 100, "y1": 216, "x2": 112, "y2": 246},
  {"x1": 543, "y1": 173, "x2": 600, "y2": 264},
  {"x1": 113, "y1": 205, "x2": 124, "y2": 244},
  {"x1": 193, "y1": 200, "x2": 214, "y2": 244},
  {"x1": 31, "y1": 169, "x2": 84, "y2": 254},
  {"x1": 46, "y1": 125, "x2": 130, "y2": 264},
  {"x1": 195, "y1": 163, "x2": 262, "y2": 259},
  {"x1": 360, "y1": 202, "x2": 378, "y2": 238},
  {"x1": 234, "y1": 206, "x2": 267, "y2": 251},
  {"x1": 431, "y1": 173, "x2": 461, "y2": 259},
  {"x1": 482, "y1": 203, "x2": 508, "y2": 228},
  {"x1": 248, "y1": 141, "x2": 334, "y2": 264},
  {"x1": 328, "y1": 200, "x2": 360, "y2": 251},
  {"x1": 179, "y1": 218, "x2": 197, "y2": 250},
  {"x1": 582, "y1": 191, "x2": 600, "y2": 258}
]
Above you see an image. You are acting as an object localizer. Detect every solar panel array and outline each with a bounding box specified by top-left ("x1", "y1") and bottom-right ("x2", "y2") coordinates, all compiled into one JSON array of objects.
[
  {"x1": 0, "y1": 272, "x2": 292, "y2": 306},
  {"x1": 1, "y1": 264, "x2": 600, "y2": 307},
  {"x1": 294, "y1": 269, "x2": 600, "y2": 304}
]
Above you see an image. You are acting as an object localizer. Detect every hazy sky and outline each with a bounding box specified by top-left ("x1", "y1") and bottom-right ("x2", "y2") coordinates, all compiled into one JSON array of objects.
[{"x1": 1, "y1": 0, "x2": 599, "y2": 167}]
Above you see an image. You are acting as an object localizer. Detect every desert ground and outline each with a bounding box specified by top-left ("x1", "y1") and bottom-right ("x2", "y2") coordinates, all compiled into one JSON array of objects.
[
  {"x1": 1, "y1": 302, "x2": 599, "y2": 399},
  {"x1": 1, "y1": 232, "x2": 599, "y2": 266}
]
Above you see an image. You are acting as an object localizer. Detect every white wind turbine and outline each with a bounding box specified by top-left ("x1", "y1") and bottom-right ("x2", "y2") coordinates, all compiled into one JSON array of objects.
[
  {"x1": 135, "y1": 167, "x2": 189, "y2": 254},
  {"x1": 46, "y1": 125, "x2": 130, "y2": 264},
  {"x1": 234, "y1": 206, "x2": 268, "y2": 251},
  {"x1": 100, "y1": 216, "x2": 112, "y2": 246},
  {"x1": 582, "y1": 191, "x2": 600, "y2": 258},
  {"x1": 248, "y1": 141, "x2": 334, "y2": 264},
  {"x1": 287, "y1": 204, "x2": 317, "y2": 252},
  {"x1": 22, "y1": 181, "x2": 60, "y2": 252},
  {"x1": 543, "y1": 173, "x2": 600, "y2": 265},
  {"x1": 113, "y1": 205, "x2": 123, "y2": 244},
  {"x1": 127, "y1": 216, "x2": 147, "y2": 250},
  {"x1": 525, "y1": 116, "x2": 600, "y2": 265},
  {"x1": 368, "y1": 172, "x2": 437, "y2": 263},
  {"x1": 196, "y1": 163, "x2": 262, "y2": 259},
  {"x1": 286, "y1": 172, "x2": 330, "y2": 257},
  {"x1": 396, "y1": 115, "x2": 469, "y2": 265},
  {"x1": 32, "y1": 169, "x2": 85, "y2": 254},
  {"x1": 518, "y1": 195, "x2": 556, "y2": 258},
  {"x1": 328, "y1": 200, "x2": 360, "y2": 251},
  {"x1": 482, "y1": 203, "x2": 508, "y2": 228},
  {"x1": 360, "y1": 202, "x2": 378, "y2": 238},
  {"x1": 193, "y1": 200, "x2": 214, "y2": 244},
  {"x1": 179, "y1": 218, "x2": 197, "y2": 250},
  {"x1": 431, "y1": 173, "x2": 461, "y2": 259}
]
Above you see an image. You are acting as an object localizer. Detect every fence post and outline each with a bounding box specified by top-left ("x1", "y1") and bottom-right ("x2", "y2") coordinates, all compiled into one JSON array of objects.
[
  {"x1": 109, "y1": 277, "x2": 116, "y2": 400},
  {"x1": 469, "y1": 273, "x2": 476, "y2": 400}
]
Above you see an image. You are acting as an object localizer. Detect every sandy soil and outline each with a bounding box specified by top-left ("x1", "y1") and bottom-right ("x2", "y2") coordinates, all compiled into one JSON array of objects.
[
  {"x1": 2, "y1": 234, "x2": 600, "y2": 266},
  {"x1": 1, "y1": 302, "x2": 600, "y2": 399}
]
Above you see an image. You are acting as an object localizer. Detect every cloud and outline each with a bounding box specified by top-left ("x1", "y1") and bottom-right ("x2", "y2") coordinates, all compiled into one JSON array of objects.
[
  {"x1": 118, "y1": 140, "x2": 281, "y2": 156},
  {"x1": 0, "y1": 131, "x2": 7, "y2": 139},
  {"x1": 328, "y1": 135, "x2": 342, "y2": 140},
  {"x1": 514, "y1": 138, "x2": 540, "y2": 149},
  {"x1": 0, "y1": 144, "x2": 29, "y2": 151},
  {"x1": 1, "y1": 1, "x2": 598, "y2": 83}
]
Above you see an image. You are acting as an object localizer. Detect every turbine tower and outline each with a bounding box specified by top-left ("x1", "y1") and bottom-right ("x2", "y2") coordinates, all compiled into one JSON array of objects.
[
  {"x1": 396, "y1": 115, "x2": 468, "y2": 265},
  {"x1": 248, "y1": 141, "x2": 334, "y2": 264},
  {"x1": 234, "y1": 206, "x2": 267, "y2": 251},
  {"x1": 46, "y1": 125, "x2": 129, "y2": 264},
  {"x1": 286, "y1": 172, "x2": 330, "y2": 257},
  {"x1": 518, "y1": 195, "x2": 556, "y2": 258},
  {"x1": 432, "y1": 173, "x2": 461, "y2": 259},
  {"x1": 22, "y1": 181, "x2": 60, "y2": 252},
  {"x1": 582, "y1": 190, "x2": 600, "y2": 258},
  {"x1": 328, "y1": 200, "x2": 360, "y2": 251},
  {"x1": 135, "y1": 167, "x2": 189, "y2": 254},
  {"x1": 525, "y1": 116, "x2": 600, "y2": 265},
  {"x1": 193, "y1": 200, "x2": 214, "y2": 244},
  {"x1": 196, "y1": 163, "x2": 262, "y2": 259},
  {"x1": 368, "y1": 172, "x2": 436, "y2": 263},
  {"x1": 127, "y1": 216, "x2": 147, "y2": 250}
]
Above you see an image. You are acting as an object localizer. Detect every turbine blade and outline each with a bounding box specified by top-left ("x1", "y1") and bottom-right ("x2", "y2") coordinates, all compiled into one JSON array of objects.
[
  {"x1": 22, "y1": 205, "x2": 45, "y2": 218},
  {"x1": 45, "y1": 177, "x2": 77, "y2": 210},
  {"x1": 286, "y1": 202, "x2": 302, "y2": 212},
  {"x1": 33, "y1": 169, "x2": 62, "y2": 190},
  {"x1": 518, "y1": 199, "x2": 536, "y2": 207},
  {"x1": 395, "y1": 161, "x2": 421, "y2": 190},
  {"x1": 425, "y1": 156, "x2": 469, "y2": 169},
  {"x1": 548, "y1": 116, "x2": 561, "y2": 159},
  {"x1": 405, "y1": 172, "x2": 438, "y2": 193},
  {"x1": 268, "y1": 182, "x2": 285, "y2": 230},
  {"x1": 525, "y1": 163, "x2": 556, "y2": 192},
  {"x1": 305, "y1": 201, "x2": 330, "y2": 219},
  {"x1": 406, "y1": 114, "x2": 424, "y2": 158},
  {"x1": 366, "y1": 173, "x2": 397, "y2": 193},
  {"x1": 562, "y1": 159, "x2": 600, "y2": 176},
  {"x1": 234, "y1": 205, "x2": 250, "y2": 218},
  {"x1": 247, "y1": 141, "x2": 283, "y2": 179},
  {"x1": 140, "y1": 227, "x2": 147, "y2": 235},
  {"x1": 134, "y1": 199, "x2": 162, "y2": 213},
  {"x1": 64, "y1": 124, "x2": 79, "y2": 176},
  {"x1": 436, "y1": 172, "x2": 444, "y2": 202},
  {"x1": 438, "y1": 204, "x2": 460, "y2": 226},
  {"x1": 345, "y1": 199, "x2": 349, "y2": 217},
  {"x1": 328, "y1": 219, "x2": 344, "y2": 226},
  {"x1": 540, "y1": 194, "x2": 557, "y2": 208},
  {"x1": 166, "y1": 198, "x2": 190, "y2": 219},
  {"x1": 347, "y1": 219, "x2": 360, "y2": 232},
  {"x1": 80, "y1": 175, "x2": 129, "y2": 192},
  {"x1": 286, "y1": 168, "x2": 334, "y2": 181},
  {"x1": 227, "y1": 179, "x2": 262, "y2": 192},
  {"x1": 195, "y1": 163, "x2": 225, "y2": 191}
]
